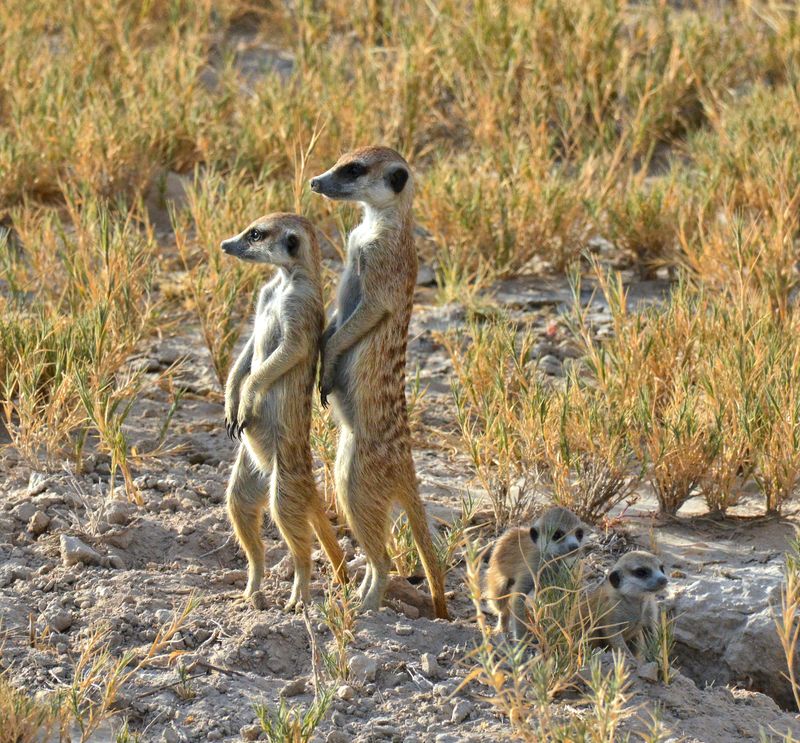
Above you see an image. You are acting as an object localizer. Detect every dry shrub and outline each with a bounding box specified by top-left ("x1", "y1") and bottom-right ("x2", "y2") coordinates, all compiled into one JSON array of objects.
[{"x1": 443, "y1": 319, "x2": 546, "y2": 532}]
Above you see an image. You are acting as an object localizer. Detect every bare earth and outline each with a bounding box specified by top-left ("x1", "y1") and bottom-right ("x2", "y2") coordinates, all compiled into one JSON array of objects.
[{"x1": 1, "y1": 277, "x2": 799, "y2": 742}]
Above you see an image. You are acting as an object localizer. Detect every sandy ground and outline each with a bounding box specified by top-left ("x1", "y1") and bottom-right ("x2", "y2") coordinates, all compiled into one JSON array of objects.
[{"x1": 2, "y1": 277, "x2": 800, "y2": 742}]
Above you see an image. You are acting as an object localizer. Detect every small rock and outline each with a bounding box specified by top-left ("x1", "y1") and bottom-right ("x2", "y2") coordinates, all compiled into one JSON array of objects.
[
  {"x1": 27, "y1": 472, "x2": 50, "y2": 496},
  {"x1": 348, "y1": 653, "x2": 378, "y2": 683},
  {"x1": 60, "y1": 535, "x2": 102, "y2": 567},
  {"x1": 222, "y1": 569, "x2": 246, "y2": 585},
  {"x1": 281, "y1": 677, "x2": 307, "y2": 697},
  {"x1": 11, "y1": 501, "x2": 36, "y2": 522},
  {"x1": 336, "y1": 684, "x2": 355, "y2": 701},
  {"x1": 162, "y1": 727, "x2": 180, "y2": 743},
  {"x1": 47, "y1": 610, "x2": 73, "y2": 633},
  {"x1": 433, "y1": 682, "x2": 456, "y2": 698},
  {"x1": 240, "y1": 724, "x2": 261, "y2": 741},
  {"x1": 395, "y1": 624, "x2": 413, "y2": 636},
  {"x1": 637, "y1": 661, "x2": 660, "y2": 683},
  {"x1": 107, "y1": 554, "x2": 125, "y2": 570},
  {"x1": 417, "y1": 264, "x2": 436, "y2": 286},
  {"x1": 421, "y1": 653, "x2": 445, "y2": 679},
  {"x1": 28, "y1": 511, "x2": 50, "y2": 536},
  {"x1": 326, "y1": 732, "x2": 349, "y2": 743},
  {"x1": 538, "y1": 354, "x2": 563, "y2": 376},
  {"x1": 397, "y1": 601, "x2": 420, "y2": 620},
  {"x1": 450, "y1": 699, "x2": 473, "y2": 724},
  {"x1": 105, "y1": 501, "x2": 129, "y2": 526}
]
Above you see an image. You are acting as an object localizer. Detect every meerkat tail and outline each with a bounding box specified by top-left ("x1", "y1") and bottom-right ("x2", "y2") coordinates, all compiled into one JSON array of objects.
[
  {"x1": 311, "y1": 504, "x2": 348, "y2": 586},
  {"x1": 402, "y1": 493, "x2": 450, "y2": 620}
]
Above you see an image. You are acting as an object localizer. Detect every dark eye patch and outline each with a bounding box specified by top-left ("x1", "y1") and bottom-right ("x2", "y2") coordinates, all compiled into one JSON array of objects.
[
  {"x1": 339, "y1": 162, "x2": 367, "y2": 180},
  {"x1": 285, "y1": 234, "x2": 299, "y2": 255},
  {"x1": 575, "y1": 528, "x2": 584, "y2": 541},
  {"x1": 248, "y1": 228, "x2": 263, "y2": 242},
  {"x1": 633, "y1": 567, "x2": 651, "y2": 579},
  {"x1": 552, "y1": 530, "x2": 564, "y2": 541}
]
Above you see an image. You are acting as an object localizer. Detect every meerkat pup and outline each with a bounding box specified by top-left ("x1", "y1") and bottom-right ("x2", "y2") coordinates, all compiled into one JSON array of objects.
[
  {"x1": 221, "y1": 213, "x2": 347, "y2": 610},
  {"x1": 583, "y1": 550, "x2": 668, "y2": 658},
  {"x1": 309, "y1": 147, "x2": 449, "y2": 619},
  {"x1": 486, "y1": 506, "x2": 585, "y2": 639}
]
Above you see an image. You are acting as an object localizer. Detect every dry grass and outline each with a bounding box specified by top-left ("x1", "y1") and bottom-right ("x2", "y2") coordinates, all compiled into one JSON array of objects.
[{"x1": 2, "y1": 0, "x2": 800, "y2": 736}]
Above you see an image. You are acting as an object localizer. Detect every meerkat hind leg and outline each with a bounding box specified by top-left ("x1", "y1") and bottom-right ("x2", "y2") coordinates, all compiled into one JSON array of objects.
[
  {"x1": 226, "y1": 447, "x2": 270, "y2": 600},
  {"x1": 271, "y1": 478, "x2": 313, "y2": 612}
]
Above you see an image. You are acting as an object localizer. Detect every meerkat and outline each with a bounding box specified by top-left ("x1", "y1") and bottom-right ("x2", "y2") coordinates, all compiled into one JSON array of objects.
[
  {"x1": 485, "y1": 506, "x2": 585, "y2": 639},
  {"x1": 309, "y1": 147, "x2": 449, "y2": 619},
  {"x1": 582, "y1": 550, "x2": 668, "y2": 658},
  {"x1": 221, "y1": 212, "x2": 347, "y2": 610}
]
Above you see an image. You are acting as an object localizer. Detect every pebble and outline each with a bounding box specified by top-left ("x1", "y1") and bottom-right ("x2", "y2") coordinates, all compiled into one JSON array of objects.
[
  {"x1": 105, "y1": 501, "x2": 129, "y2": 526},
  {"x1": 28, "y1": 510, "x2": 51, "y2": 536},
  {"x1": 240, "y1": 724, "x2": 261, "y2": 741},
  {"x1": 47, "y1": 610, "x2": 73, "y2": 633},
  {"x1": 395, "y1": 623, "x2": 413, "y2": 636},
  {"x1": 281, "y1": 677, "x2": 307, "y2": 697},
  {"x1": 348, "y1": 653, "x2": 378, "y2": 683},
  {"x1": 451, "y1": 699, "x2": 473, "y2": 724},
  {"x1": 336, "y1": 684, "x2": 355, "y2": 701},
  {"x1": 538, "y1": 354, "x2": 563, "y2": 376},
  {"x1": 637, "y1": 661, "x2": 660, "y2": 683},
  {"x1": 421, "y1": 653, "x2": 445, "y2": 679},
  {"x1": 326, "y1": 732, "x2": 349, "y2": 743},
  {"x1": 397, "y1": 601, "x2": 420, "y2": 620},
  {"x1": 60, "y1": 535, "x2": 102, "y2": 567},
  {"x1": 12, "y1": 501, "x2": 36, "y2": 522}
]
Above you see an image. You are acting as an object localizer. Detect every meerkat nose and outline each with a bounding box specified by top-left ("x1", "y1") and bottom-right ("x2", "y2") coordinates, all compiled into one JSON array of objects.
[
  {"x1": 656, "y1": 574, "x2": 668, "y2": 589},
  {"x1": 310, "y1": 177, "x2": 320, "y2": 192}
]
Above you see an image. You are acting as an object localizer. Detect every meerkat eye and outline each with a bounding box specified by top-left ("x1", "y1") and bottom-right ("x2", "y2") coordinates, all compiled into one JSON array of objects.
[
  {"x1": 248, "y1": 228, "x2": 263, "y2": 242},
  {"x1": 633, "y1": 567, "x2": 651, "y2": 579},
  {"x1": 341, "y1": 162, "x2": 367, "y2": 180},
  {"x1": 285, "y1": 234, "x2": 299, "y2": 255},
  {"x1": 552, "y1": 530, "x2": 564, "y2": 541},
  {"x1": 575, "y1": 528, "x2": 584, "y2": 541}
]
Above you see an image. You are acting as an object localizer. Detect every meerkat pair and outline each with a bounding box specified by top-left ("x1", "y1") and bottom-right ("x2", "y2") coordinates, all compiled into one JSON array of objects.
[
  {"x1": 222, "y1": 148, "x2": 448, "y2": 619},
  {"x1": 486, "y1": 507, "x2": 668, "y2": 656}
]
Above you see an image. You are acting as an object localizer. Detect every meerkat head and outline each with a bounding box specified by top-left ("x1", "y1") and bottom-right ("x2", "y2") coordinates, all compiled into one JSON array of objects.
[
  {"x1": 309, "y1": 146, "x2": 413, "y2": 209},
  {"x1": 220, "y1": 212, "x2": 320, "y2": 273},
  {"x1": 607, "y1": 551, "x2": 668, "y2": 598},
  {"x1": 530, "y1": 506, "x2": 586, "y2": 564}
]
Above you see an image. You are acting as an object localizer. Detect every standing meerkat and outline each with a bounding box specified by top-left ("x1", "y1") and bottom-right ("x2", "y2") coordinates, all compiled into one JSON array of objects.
[
  {"x1": 309, "y1": 147, "x2": 449, "y2": 619},
  {"x1": 583, "y1": 550, "x2": 668, "y2": 658},
  {"x1": 221, "y1": 213, "x2": 347, "y2": 610},
  {"x1": 486, "y1": 506, "x2": 585, "y2": 638}
]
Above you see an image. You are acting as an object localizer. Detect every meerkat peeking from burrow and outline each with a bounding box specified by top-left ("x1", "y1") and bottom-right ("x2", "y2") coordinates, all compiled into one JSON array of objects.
[
  {"x1": 583, "y1": 550, "x2": 668, "y2": 658},
  {"x1": 221, "y1": 213, "x2": 347, "y2": 611},
  {"x1": 486, "y1": 506, "x2": 586, "y2": 639},
  {"x1": 309, "y1": 147, "x2": 449, "y2": 619}
]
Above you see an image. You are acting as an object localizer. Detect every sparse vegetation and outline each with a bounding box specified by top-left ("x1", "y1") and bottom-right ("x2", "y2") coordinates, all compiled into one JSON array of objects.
[{"x1": 2, "y1": 0, "x2": 800, "y2": 739}]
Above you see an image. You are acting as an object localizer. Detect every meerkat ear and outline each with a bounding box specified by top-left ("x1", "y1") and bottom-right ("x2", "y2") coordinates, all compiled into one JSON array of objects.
[
  {"x1": 529, "y1": 526, "x2": 539, "y2": 543},
  {"x1": 285, "y1": 233, "x2": 299, "y2": 256},
  {"x1": 387, "y1": 167, "x2": 409, "y2": 194},
  {"x1": 609, "y1": 570, "x2": 621, "y2": 589}
]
